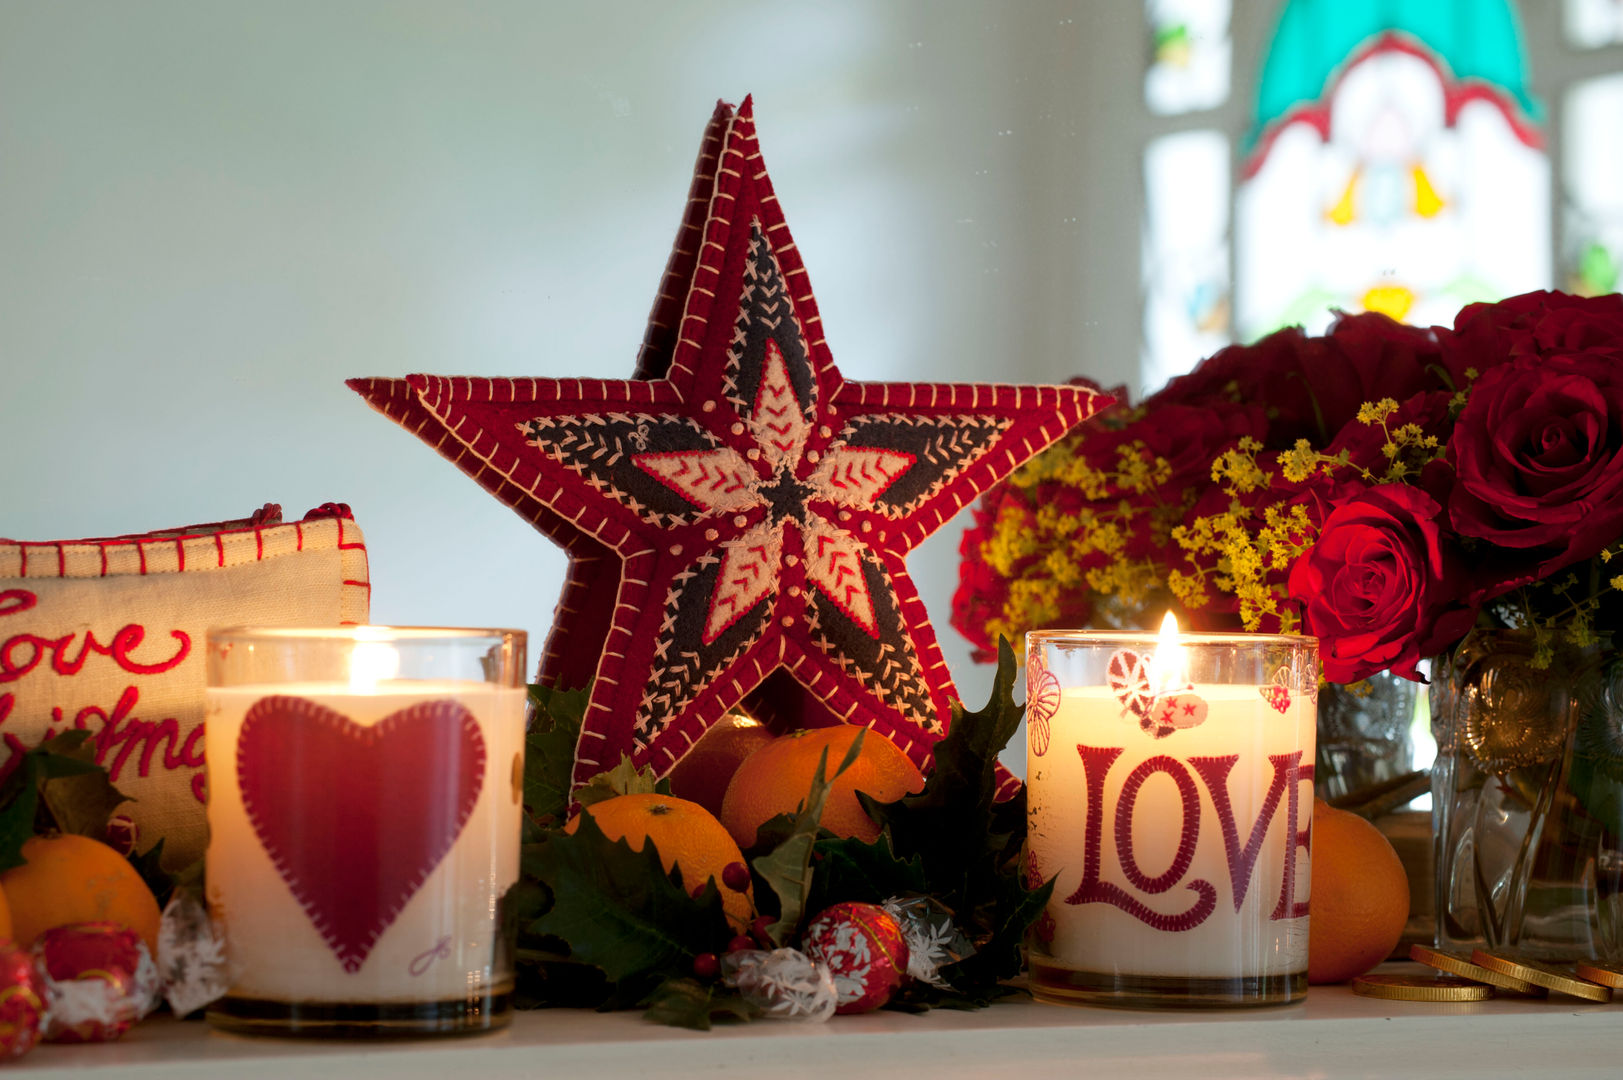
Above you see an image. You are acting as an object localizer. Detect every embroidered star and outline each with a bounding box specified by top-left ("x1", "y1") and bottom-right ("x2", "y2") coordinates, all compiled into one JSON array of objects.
[{"x1": 350, "y1": 97, "x2": 1109, "y2": 795}]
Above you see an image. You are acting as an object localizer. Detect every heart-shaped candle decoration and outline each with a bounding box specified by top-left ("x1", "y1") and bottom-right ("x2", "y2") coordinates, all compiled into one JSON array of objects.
[
  {"x1": 236, "y1": 696, "x2": 486, "y2": 973},
  {"x1": 1109, "y1": 647, "x2": 1209, "y2": 738},
  {"x1": 1106, "y1": 649, "x2": 1154, "y2": 720},
  {"x1": 1260, "y1": 668, "x2": 1293, "y2": 714}
]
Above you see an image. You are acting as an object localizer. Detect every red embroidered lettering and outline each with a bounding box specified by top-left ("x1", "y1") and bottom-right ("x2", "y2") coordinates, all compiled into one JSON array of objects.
[
  {"x1": 0, "y1": 590, "x2": 37, "y2": 618},
  {"x1": 1188, "y1": 752, "x2": 1300, "y2": 913},
  {"x1": 1116, "y1": 755, "x2": 1202, "y2": 895},
  {"x1": 1272, "y1": 762, "x2": 1314, "y2": 921},
  {"x1": 0, "y1": 589, "x2": 191, "y2": 684},
  {"x1": 1064, "y1": 744, "x2": 1216, "y2": 932},
  {"x1": 181, "y1": 726, "x2": 207, "y2": 803}
]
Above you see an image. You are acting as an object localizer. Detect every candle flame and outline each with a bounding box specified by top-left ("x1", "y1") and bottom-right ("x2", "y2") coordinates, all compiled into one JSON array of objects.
[
  {"x1": 349, "y1": 635, "x2": 400, "y2": 691},
  {"x1": 1150, "y1": 611, "x2": 1186, "y2": 696}
]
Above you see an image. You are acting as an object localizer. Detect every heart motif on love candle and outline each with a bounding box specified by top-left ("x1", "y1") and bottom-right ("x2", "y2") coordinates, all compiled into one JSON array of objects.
[
  {"x1": 1259, "y1": 668, "x2": 1293, "y2": 713},
  {"x1": 1107, "y1": 648, "x2": 1209, "y2": 739},
  {"x1": 236, "y1": 695, "x2": 486, "y2": 973}
]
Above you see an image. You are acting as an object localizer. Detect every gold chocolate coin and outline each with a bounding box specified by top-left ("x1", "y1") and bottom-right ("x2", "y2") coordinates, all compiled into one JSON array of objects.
[
  {"x1": 1575, "y1": 962, "x2": 1623, "y2": 989},
  {"x1": 1352, "y1": 973, "x2": 1493, "y2": 1002},
  {"x1": 1409, "y1": 944, "x2": 1543, "y2": 996},
  {"x1": 1471, "y1": 950, "x2": 1613, "y2": 1002}
]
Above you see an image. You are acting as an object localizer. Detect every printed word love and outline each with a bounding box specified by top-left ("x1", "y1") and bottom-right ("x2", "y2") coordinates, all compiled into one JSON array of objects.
[{"x1": 1064, "y1": 744, "x2": 1313, "y2": 933}]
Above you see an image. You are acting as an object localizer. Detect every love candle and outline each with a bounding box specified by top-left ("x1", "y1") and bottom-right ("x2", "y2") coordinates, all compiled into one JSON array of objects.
[
  {"x1": 203, "y1": 626, "x2": 526, "y2": 1036},
  {"x1": 1025, "y1": 616, "x2": 1317, "y2": 1007}
]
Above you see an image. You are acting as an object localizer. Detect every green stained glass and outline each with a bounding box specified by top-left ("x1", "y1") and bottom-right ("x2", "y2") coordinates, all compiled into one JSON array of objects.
[{"x1": 1254, "y1": 0, "x2": 1540, "y2": 143}]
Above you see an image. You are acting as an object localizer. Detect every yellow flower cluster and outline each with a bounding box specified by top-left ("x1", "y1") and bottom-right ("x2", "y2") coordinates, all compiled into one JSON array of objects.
[
  {"x1": 977, "y1": 429, "x2": 1186, "y2": 657},
  {"x1": 975, "y1": 396, "x2": 1456, "y2": 648}
]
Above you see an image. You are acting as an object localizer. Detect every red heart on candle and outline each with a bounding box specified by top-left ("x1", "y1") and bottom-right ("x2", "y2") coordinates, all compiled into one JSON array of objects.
[{"x1": 236, "y1": 695, "x2": 486, "y2": 974}]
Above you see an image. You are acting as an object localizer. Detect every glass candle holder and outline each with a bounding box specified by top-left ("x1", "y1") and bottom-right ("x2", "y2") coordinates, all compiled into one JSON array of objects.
[
  {"x1": 203, "y1": 626, "x2": 527, "y2": 1037},
  {"x1": 1025, "y1": 622, "x2": 1318, "y2": 1008}
]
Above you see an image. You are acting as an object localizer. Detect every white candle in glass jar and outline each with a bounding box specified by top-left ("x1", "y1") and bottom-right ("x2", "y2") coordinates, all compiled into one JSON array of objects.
[
  {"x1": 1028, "y1": 683, "x2": 1314, "y2": 979},
  {"x1": 204, "y1": 681, "x2": 526, "y2": 1004}
]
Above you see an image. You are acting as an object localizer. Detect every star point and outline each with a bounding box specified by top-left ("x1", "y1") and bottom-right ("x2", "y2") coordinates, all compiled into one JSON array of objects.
[{"x1": 350, "y1": 97, "x2": 1110, "y2": 795}]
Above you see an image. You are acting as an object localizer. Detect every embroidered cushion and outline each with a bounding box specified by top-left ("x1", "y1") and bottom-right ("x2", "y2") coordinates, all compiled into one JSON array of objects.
[{"x1": 0, "y1": 503, "x2": 369, "y2": 866}]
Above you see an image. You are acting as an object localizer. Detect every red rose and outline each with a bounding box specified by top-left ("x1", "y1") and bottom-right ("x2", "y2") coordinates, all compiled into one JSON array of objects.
[
  {"x1": 1450, "y1": 290, "x2": 1623, "y2": 379},
  {"x1": 1151, "y1": 313, "x2": 1449, "y2": 448},
  {"x1": 1135, "y1": 401, "x2": 1267, "y2": 488},
  {"x1": 1449, "y1": 351, "x2": 1623, "y2": 594},
  {"x1": 1288, "y1": 485, "x2": 1477, "y2": 683}
]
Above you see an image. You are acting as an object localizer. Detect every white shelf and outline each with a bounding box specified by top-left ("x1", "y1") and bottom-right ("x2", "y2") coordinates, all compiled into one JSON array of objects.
[{"x1": 11, "y1": 966, "x2": 1623, "y2": 1080}]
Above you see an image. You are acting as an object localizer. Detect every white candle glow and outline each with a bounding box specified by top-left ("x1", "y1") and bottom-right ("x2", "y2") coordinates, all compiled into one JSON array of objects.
[
  {"x1": 1026, "y1": 618, "x2": 1316, "y2": 1007},
  {"x1": 202, "y1": 626, "x2": 527, "y2": 1035},
  {"x1": 205, "y1": 682, "x2": 525, "y2": 1002}
]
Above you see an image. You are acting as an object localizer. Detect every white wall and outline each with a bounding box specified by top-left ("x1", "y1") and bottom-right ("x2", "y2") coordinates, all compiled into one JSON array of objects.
[{"x1": 0, "y1": 2, "x2": 1145, "y2": 766}]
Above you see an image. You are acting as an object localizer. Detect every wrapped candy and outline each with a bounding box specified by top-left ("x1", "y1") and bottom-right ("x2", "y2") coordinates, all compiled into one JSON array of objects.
[
  {"x1": 34, "y1": 923, "x2": 160, "y2": 1042},
  {"x1": 157, "y1": 891, "x2": 232, "y2": 1017},
  {"x1": 103, "y1": 815, "x2": 140, "y2": 857},
  {"x1": 0, "y1": 941, "x2": 47, "y2": 1059},
  {"x1": 881, "y1": 896, "x2": 971, "y2": 987},
  {"x1": 722, "y1": 948, "x2": 837, "y2": 1022},
  {"x1": 801, "y1": 901, "x2": 909, "y2": 1014}
]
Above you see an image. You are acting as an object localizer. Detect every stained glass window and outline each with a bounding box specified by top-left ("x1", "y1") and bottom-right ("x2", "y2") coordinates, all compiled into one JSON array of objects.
[
  {"x1": 1145, "y1": 0, "x2": 1232, "y2": 115},
  {"x1": 1235, "y1": 0, "x2": 1549, "y2": 339},
  {"x1": 1142, "y1": 131, "x2": 1230, "y2": 391},
  {"x1": 1566, "y1": 0, "x2": 1623, "y2": 48},
  {"x1": 1564, "y1": 75, "x2": 1623, "y2": 296}
]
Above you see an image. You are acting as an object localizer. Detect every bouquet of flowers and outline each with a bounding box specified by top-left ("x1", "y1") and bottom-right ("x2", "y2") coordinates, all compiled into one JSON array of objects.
[{"x1": 953, "y1": 290, "x2": 1623, "y2": 684}]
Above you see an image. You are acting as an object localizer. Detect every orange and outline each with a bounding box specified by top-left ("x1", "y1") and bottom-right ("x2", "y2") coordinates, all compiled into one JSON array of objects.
[
  {"x1": 666, "y1": 713, "x2": 777, "y2": 817},
  {"x1": 719, "y1": 726, "x2": 924, "y2": 849},
  {"x1": 0, "y1": 888, "x2": 11, "y2": 941},
  {"x1": 0, "y1": 834, "x2": 162, "y2": 955},
  {"x1": 1308, "y1": 799, "x2": 1409, "y2": 984},
  {"x1": 565, "y1": 793, "x2": 754, "y2": 931}
]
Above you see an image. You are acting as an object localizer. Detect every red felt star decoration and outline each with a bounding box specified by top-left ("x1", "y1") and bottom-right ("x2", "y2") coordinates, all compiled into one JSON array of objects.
[{"x1": 350, "y1": 98, "x2": 1109, "y2": 796}]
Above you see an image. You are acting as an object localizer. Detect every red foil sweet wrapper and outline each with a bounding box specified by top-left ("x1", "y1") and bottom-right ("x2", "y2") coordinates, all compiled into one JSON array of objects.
[
  {"x1": 0, "y1": 941, "x2": 47, "y2": 1059},
  {"x1": 34, "y1": 922, "x2": 160, "y2": 1043},
  {"x1": 801, "y1": 901, "x2": 910, "y2": 1014}
]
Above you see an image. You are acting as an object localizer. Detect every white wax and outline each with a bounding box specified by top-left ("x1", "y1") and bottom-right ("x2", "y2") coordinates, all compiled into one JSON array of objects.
[
  {"x1": 1028, "y1": 684, "x2": 1314, "y2": 979},
  {"x1": 204, "y1": 682, "x2": 526, "y2": 1003}
]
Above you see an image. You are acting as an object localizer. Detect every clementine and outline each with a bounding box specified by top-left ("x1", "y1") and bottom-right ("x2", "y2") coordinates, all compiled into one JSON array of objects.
[
  {"x1": 1307, "y1": 799, "x2": 1409, "y2": 984},
  {"x1": 666, "y1": 713, "x2": 776, "y2": 817},
  {"x1": 0, "y1": 834, "x2": 162, "y2": 955},
  {"x1": 718, "y1": 726, "x2": 924, "y2": 849},
  {"x1": 565, "y1": 793, "x2": 754, "y2": 931}
]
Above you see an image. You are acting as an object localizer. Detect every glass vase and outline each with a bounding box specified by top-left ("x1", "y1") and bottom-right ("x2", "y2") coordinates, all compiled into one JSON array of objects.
[
  {"x1": 1431, "y1": 630, "x2": 1623, "y2": 962},
  {"x1": 1314, "y1": 673, "x2": 1419, "y2": 804}
]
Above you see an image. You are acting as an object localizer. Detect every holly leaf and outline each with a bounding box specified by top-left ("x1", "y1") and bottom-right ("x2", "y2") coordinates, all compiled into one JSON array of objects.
[
  {"x1": 525, "y1": 683, "x2": 590, "y2": 827},
  {"x1": 40, "y1": 758, "x2": 133, "y2": 841},
  {"x1": 0, "y1": 756, "x2": 43, "y2": 873},
  {"x1": 940, "y1": 874, "x2": 1055, "y2": 1000},
  {"x1": 749, "y1": 731, "x2": 865, "y2": 945},
  {"x1": 856, "y1": 639, "x2": 1049, "y2": 1006},
  {"x1": 522, "y1": 807, "x2": 731, "y2": 986},
  {"x1": 805, "y1": 832, "x2": 927, "y2": 914},
  {"x1": 0, "y1": 731, "x2": 126, "y2": 872},
  {"x1": 862, "y1": 637, "x2": 1025, "y2": 914},
  {"x1": 641, "y1": 977, "x2": 757, "y2": 1030},
  {"x1": 574, "y1": 755, "x2": 668, "y2": 811}
]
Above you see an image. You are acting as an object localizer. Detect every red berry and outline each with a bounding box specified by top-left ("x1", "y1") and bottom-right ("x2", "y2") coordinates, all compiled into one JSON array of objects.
[
  {"x1": 726, "y1": 934, "x2": 755, "y2": 955},
  {"x1": 749, "y1": 914, "x2": 775, "y2": 946},
  {"x1": 691, "y1": 952, "x2": 720, "y2": 979},
  {"x1": 721, "y1": 862, "x2": 751, "y2": 892},
  {"x1": 690, "y1": 884, "x2": 707, "y2": 900}
]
